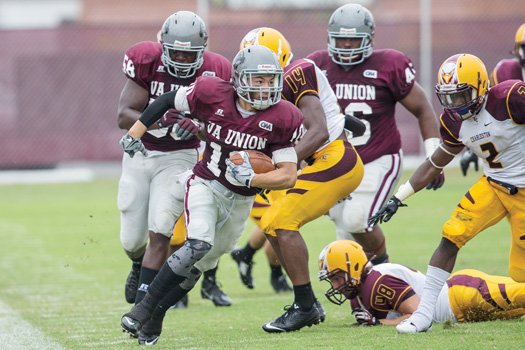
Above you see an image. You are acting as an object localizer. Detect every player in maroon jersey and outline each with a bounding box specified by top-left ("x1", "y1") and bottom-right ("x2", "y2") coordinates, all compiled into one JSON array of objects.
[
  {"x1": 307, "y1": 3, "x2": 443, "y2": 267},
  {"x1": 117, "y1": 11, "x2": 232, "y2": 309},
  {"x1": 491, "y1": 23, "x2": 525, "y2": 85},
  {"x1": 119, "y1": 45, "x2": 305, "y2": 345},
  {"x1": 319, "y1": 240, "x2": 525, "y2": 327}
]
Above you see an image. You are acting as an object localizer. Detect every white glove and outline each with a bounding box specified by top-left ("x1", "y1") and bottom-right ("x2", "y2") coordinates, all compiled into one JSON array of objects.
[
  {"x1": 119, "y1": 133, "x2": 147, "y2": 158},
  {"x1": 225, "y1": 151, "x2": 255, "y2": 187}
]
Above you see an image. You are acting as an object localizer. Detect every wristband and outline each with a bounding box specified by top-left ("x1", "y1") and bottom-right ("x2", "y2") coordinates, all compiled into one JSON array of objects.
[
  {"x1": 424, "y1": 138, "x2": 440, "y2": 158},
  {"x1": 394, "y1": 181, "x2": 415, "y2": 201}
]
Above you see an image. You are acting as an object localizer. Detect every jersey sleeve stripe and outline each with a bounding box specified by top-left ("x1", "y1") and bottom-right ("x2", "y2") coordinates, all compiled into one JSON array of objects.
[
  {"x1": 505, "y1": 80, "x2": 521, "y2": 123},
  {"x1": 293, "y1": 89, "x2": 319, "y2": 106},
  {"x1": 491, "y1": 67, "x2": 499, "y2": 85},
  {"x1": 439, "y1": 115, "x2": 462, "y2": 145}
]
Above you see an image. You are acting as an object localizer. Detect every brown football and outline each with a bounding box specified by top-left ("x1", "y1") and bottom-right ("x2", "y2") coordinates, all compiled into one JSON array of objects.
[{"x1": 229, "y1": 150, "x2": 275, "y2": 174}]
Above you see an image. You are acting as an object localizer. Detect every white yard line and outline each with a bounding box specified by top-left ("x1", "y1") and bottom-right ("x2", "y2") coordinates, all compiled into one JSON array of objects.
[{"x1": 0, "y1": 299, "x2": 64, "y2": 350}]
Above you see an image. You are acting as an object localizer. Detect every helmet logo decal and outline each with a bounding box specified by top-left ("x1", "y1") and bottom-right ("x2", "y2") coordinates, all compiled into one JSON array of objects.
[
  {"x1": 440, "y1": 62, "x2": 457, "y2": 84},
  {"x1": 174, "y1": 40, "x2": 191, "y2": 47},
  {"x1": 340, "y1": 27, "x2": 357, "y2": 34},
  {"x1": 257, "y1": 64, "x2": 277, "y2": 70}
]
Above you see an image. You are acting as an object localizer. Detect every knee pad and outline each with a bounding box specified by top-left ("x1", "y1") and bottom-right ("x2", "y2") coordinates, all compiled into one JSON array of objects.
[
  {"x1": 336, "y1": 202, "x2": 369, "y2": 234},
  {"x1": 180, "y1": 266, "x2": 203, "y2": 290},
  {"x1": 167, "y1": 239, "x2": 212, "y2": 277}
]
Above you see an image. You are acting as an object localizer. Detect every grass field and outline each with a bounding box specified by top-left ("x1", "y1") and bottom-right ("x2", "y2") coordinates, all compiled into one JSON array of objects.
[{"x1": 0, "y1": 168, "x2": 523, "y2": 349}]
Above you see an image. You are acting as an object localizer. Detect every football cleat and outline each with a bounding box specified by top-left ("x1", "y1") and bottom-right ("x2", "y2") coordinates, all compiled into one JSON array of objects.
[
  {"x1": 314, "y1": 299, "x2": 326, "y2": 323},
  {"x1": 125, "y1": 262, "x2": 141, "y2": 304},
  {"x1": 262, "y1": 303, "x2": 320, "y2": 333},
  {"x1": 137, "y1": 313, "x2": 163, "y2": 346},
  {"x1": 396, "y1": 319, "x2": 433, "y2": 334},
  {"x1": 201, "y1": 277, "x2": 232, "y2": 306},
  {"x1": 121, "y1": 302, "x2": 152, "y2": 337},
  {"x1": 270, "y1": 275, "x2": 292, "y2": 293},
  {"x1": 230, "y1": 248, "x2": 254, "y2": 289}
]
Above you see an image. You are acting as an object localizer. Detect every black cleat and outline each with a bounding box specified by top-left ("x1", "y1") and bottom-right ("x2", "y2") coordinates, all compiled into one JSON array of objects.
[
  {"x1": 262, "y1": 303, "x2": 320, "y2": 333},
  {"x1": 201, "y1": 277, "x2": 232, "y2": 306},
  {"x1": 137, "y1": 313, "x2": 163, "y2": 346},
  {"x1": 121, "y1": 302, "x2": 152, "y2": 337},
  {"x1": 169, "y1": 294, "x2": 188, "y2": 310},
  {"x1": 230, "y1": 248, "x2": 254, "y2": 289},
  {"x1": 270, "y1": 275, "x2": 292, "y2": 293},
  {"x1": 314, "y1": 299, "x2": 326, "y2": 322},
  {"x1": 125, "y1": 262, "x2": 141, "y2": 304}
]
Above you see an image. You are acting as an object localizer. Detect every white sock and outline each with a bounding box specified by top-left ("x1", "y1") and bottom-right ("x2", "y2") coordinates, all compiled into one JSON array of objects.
[{"x1": 410, "y1": 265, "x2": 450, "y2": 327}]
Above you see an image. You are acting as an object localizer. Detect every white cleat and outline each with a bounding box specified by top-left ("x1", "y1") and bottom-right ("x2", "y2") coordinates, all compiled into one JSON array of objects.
[{"x1": 396, "y1": 319, "x2": 432, "y2": 334}]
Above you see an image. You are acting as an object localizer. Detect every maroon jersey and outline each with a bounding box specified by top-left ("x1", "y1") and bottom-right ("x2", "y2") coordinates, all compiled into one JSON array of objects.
[
  {"x1": 491, "y1": 58, "x2": 524, "y2": 84},
  {"x1": 185, "y1": 76, "x2": 304, "y2": 196},
  {"x1": 122, "y1": 41, "x2": 231, "y2": 151},
  {"x1": 350, "y1": 269, "x2": 415, "y2": 319},
  {"x1": 308, "y1": 49, "x2": 416, "y2": 163}
]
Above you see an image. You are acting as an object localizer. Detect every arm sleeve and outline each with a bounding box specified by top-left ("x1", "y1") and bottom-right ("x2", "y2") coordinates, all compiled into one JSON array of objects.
[{"x1": 138, "y1": 90, "x2": 177, "y2": 127}]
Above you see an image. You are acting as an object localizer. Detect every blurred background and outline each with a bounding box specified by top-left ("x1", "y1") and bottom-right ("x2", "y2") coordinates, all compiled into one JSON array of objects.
[{"x1": 0, "y1": 0, "x2": 523, "y2": 171}]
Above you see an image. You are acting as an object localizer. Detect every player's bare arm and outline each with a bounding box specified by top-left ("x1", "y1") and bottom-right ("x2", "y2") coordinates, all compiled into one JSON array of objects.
[
  {"x1": 407, "y1": 143, "x2": 460, "y2": 191},
  {"x1": 294, "y1": 95, "x2": 329, "y2": 163},
  {"x1": 117, "y1": 79, "x2": 149, "y2": 130},
  {"x1": 378, "y1": 294, "x2": 420, "y2": 326},
  {"x1": 250, "y1": 162, "x2": 297, "y2": 190},
  {"x1": 400, "y1": 82, "x2": 439, "y2": 140}
]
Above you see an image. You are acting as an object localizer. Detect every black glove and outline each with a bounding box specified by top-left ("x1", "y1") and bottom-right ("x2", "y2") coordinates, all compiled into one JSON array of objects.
[
  {"x1": 425, "y1": 171, "x2": 445, "y2": 190},
  {"x1": 352, "y1": 308, "x2": 381, "y2": 326},
  {"x1": 119, "y1": 133, "x2": 146, "y2": 158},
  {"x1": 460, "y1": 150, "x2": 478, "y2": 176},
  {"x1": 368, "y1": 196, "x2": 406, "y2": 226}
]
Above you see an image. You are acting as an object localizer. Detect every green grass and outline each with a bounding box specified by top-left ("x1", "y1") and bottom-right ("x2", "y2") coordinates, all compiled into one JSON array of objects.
[{"x1": 0, "y1": 168, "x2": 523, "y2": 349}]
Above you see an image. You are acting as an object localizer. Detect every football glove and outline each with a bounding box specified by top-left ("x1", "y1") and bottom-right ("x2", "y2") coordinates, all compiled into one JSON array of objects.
[
  {"x1": 353, "y1": 308, "x2": 380, "y2": 326},
  {"x1": 425, "y1": 171, "x2": 445, "y2": 190},
  {"x1": 460, "y1": 150, "x2": 478, "y2": 176},
  {"x1": 225, "y1": 151, "x2": 255, "y2": 188},
  {"x1": 368, "y1": 196, "x2": 407, "y2": 226},
  {"x1": 173, "y1": 117, "x2": 201, "y2": 140},
  {"x1": 157, "y1": 110, "x2": 184, "y2": 129},
  {"x1": 119, "y1": 133, "x2": 146, "y2": 158}
]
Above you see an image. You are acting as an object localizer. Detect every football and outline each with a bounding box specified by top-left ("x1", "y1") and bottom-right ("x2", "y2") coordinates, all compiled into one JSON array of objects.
[{"x1": 229, "y1": 150, "x2": 275, "y2": 174}]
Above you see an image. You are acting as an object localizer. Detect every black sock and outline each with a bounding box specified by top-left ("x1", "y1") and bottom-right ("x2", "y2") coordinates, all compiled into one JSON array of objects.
[
  {"x1": 157, "y1": 285, "x2": 192, "y2": 312},
  {"x1": 138, "y1": 263, "x2": 184, "y2": 312},
  {"x1": 242, "y1": 242, "x2": 257, "y2": 261},
  {"x1": 203, "y1": 266, "x2": 217, "y2": 280},
  {"x1": 371, "y1": 253, "x2": 389, "y2": 265},
  {"x1": 270, "y1": 264, "x2": 283, "y2": 279},
  {"x1": 135, "y1": 267, "x2": 158, "y2": 304},
  {"x1": 293, "y1": 283, "x2": 314, "y2": 310}
]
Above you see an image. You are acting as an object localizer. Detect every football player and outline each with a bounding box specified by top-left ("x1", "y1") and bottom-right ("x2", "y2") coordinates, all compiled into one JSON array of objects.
[
  {"x1": 117, "y1": 11, "x2": 231, "y2": 307},
  {"x1": 307, "y1": 3, "x2": 443, "y2": 265},
  {"x1": 240, "y1": 27, "x2": 365, "y2": 333},
  {"x1": 490, "y1": 23, "x2": 525, "y2": 85},
  {"x1": 119, "y1": 45, "x2": 305, "y2": 345},
  {"x1": 369, "y1": 53, "x2": 525, "y2": 333},
  {"x1": 319, "y1": 240, "x2": 525, "y2": 327}
]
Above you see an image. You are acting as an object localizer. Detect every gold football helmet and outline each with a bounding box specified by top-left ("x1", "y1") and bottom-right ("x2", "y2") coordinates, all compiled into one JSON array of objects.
[
  {"x1": 318, "y1": 240, "x2": 369, "y2": 305},
  {"x1": 239, "y1": 27, "x2": 293, "y2": 68},
  {"x1": 514, "y1": 23, "x2": 525, "y2": 65},
  {"x1": 435, "y1": 53, "x2": 489, "y2": 121}
]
